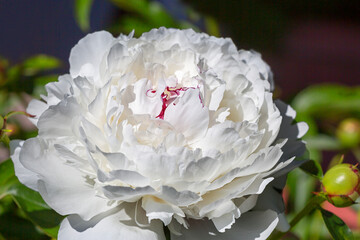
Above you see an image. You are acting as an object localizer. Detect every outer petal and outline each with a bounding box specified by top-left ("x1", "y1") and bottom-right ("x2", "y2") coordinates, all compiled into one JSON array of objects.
[
  {"x1": 69, "y1": 31, "x2": 115, "y2": 85},
  {"x1": 253, "y1": 176, "x2": 290, "y2": 232},
  {"x1": 26, "y1": 99, "x2": 48, "y2": 126},
  {"x1": 10, "y1": 140, "x2": 39, "y2": 191},
  {"x1": 171, "y1": 210, "x2": 279, "y2": 240},
  {"x1": 58, "y1": 203, "x2": 166, "y2": 240},
  {"x1": 20, "y1": 138, "x2": 112, "y2": 221},
  {"x1": 142, "y1": 196, "x2": 185, "y2": 226}
]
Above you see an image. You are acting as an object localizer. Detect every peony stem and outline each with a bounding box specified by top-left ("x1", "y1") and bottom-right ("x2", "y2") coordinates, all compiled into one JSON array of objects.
[{"x1": 269, "y1": 195, "x2": 325, "y2": 240}]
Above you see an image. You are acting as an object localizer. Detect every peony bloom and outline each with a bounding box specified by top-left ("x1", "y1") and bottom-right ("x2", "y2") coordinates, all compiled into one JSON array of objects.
[{"x1": 11, "y1": 28, "x2": 308, "y2": 240}]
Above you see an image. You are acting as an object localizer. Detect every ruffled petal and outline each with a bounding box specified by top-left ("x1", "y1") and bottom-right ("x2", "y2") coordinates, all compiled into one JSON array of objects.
[
  {"x1": 165, "y1": 88, "x2": 209, "y2": 142},
  {"x1": 171, "y1": 210, "x2": 279, "y2": 240},
  {"x1": 26, "y1": 99, "x2": 48, "y2": 126},
  {"x1": 69, "y1": 31, "x2": 115, "y2": 86},
  {"x1": 20, "y1": 138, "x2": 112, "y2": 220},
  {"x1": 142, "y1": 196, "x2": 185, "y2": 226},
  {"x1": 10, "y1": 140, "x2": 39, "y2": 191},
  {"x1": 58, "y1": 203, "x2": 166, "y2": 240}
]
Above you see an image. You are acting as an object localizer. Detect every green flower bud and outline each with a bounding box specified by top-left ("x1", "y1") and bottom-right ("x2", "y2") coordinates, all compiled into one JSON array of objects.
[
  {"x1": 336, "y1": 118, "x2": 360, "y2": 148},
  {"x1": 322, "y1": 164, "x2": 360, "y2": 207}
]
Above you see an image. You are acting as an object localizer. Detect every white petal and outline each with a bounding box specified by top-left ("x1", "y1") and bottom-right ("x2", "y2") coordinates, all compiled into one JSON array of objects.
[
  {"x1": 211, "y1": 208, "x2": 240, "y2": 233},
  {"x1": 106, "y1": 42, "x2": 128, "y2": 70},
  {"x1": 253, "y1": 179, "x2": 290, "y2": 232},
  {"x1": 172, "y1": 210, "x2": 279, "y2": 240},
  {"x1": 296, "y1": 122, "x2": 309, "y2": 138},
  {"x1": 235, "y1": 194, "x2": 258, "y2": 214},
  {"x1": 102, "y1": 185, "x2": 156, "y2": 201},
  {"x1": 10, "y1": 140, "x2": 39, "y2": 191},
  {"x1": 128, "y1": 78, "x2": 164, "y2": 117},
  {"x1": 26, "y1": 99, "x2": 48, "y2": 126},
  {"x1": 275, "y1": 100, "x2": 309, "y2": 140},
  {"x1": 206, "y1": 145, "x2": 282, "y2": 192},
  {"x1": 20, "y1": 138, "x2": 112, "y2": 220},
  {"x1": 142, "y1": 196, "x2": 184, "y2": 226},
  {"x1": 180, "y1": 156, "x2": 219, "y2": 182},
  {"x1": 58, "y1": 203, "x2": 165, "y2": 240},
  {"x1": 98, "y1": 169, "x2": 150, "y2": 187},
  {"x1": 37, "y1": 98, "x2": 81, "y2": 138},
  {"x1": 165, "y1": 88, "x2": 209, "y2": 142},
  {"x1": 69, "y1": 31, "x2": 115, "y2": 85},
  {"x1": 159, "y1": 186, "x2": 201, "y2": 207},
  {"x1": 44, "y1": 74, "x2": 73, "y2": 106}
]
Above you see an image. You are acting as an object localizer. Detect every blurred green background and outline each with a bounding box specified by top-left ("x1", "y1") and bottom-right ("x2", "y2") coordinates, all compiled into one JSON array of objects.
[{"x1": 0, "y1": 0, "x2": 360, "y2": 239}]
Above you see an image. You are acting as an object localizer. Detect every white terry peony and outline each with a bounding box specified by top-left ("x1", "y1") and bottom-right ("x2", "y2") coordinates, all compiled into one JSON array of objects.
[{"x1": 11, "y1": 28, "x2": 308, "y2": 240}]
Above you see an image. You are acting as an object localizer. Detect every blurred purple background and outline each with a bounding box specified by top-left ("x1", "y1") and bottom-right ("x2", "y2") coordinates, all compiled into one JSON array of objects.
[{"x1": 0, "y1": 0, "x2": 359, "y2": 99}]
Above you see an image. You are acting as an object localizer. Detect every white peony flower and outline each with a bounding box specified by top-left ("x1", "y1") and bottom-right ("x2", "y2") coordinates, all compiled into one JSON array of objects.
[{"x1": 11, "y1": 28, "x2": 308, "y2": 240}]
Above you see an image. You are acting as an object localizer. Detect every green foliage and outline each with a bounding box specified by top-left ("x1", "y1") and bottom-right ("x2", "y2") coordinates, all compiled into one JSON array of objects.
[
  {"x1": 0, "y1": 159, "x2": 17, "y2": 198},
  {"x1": 73, "y1": 0, "x2": 215, "y2": 42},
  {"x1": 0, "y1": 160, "x2": 63, "y2": 239},
  {"x1": 0, "y1": 211, "x2": 50, "y2": 240},
  {"x1": 33, "y1": 75, "x2": 58, "y2": 98},
  {"x1": 300, "y1": 160, "x2": 323, "y2": 179},
  {"x1": 109, "y1": 0, "x2": 178, "y2": 36},
  {"x1": 0, "y1": 111, "x2": 34, "y2": 148},
  {"x1": 320, "y1": 208, "x2": 354, "y2": 240},
  {"x1": 0, "y1": 116, "x2": 4, "y2": 130},
  {"x1": 74, "y1": 0, "x2": 94, "y2": 32},
  {"x1": 10, "y1": 183, "x2": 63, "y2": 238},
  {"x1": 292, "y1": 85, "x2": 360, "y2": 118},
  {"x1": 306, "y1": 134, "x2": 342, "y2": 151},
  {"x1": 22, "y1": 55, "x2": 61, "y2": 76}
]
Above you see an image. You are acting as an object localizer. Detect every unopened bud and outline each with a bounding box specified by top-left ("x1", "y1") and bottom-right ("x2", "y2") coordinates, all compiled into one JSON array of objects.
[
  {"x1": 322, "y1": 164, "x2": 360, "y2": 207},
  {"x1": 336, "y1": 118, "x2": 360, "y2": 148}
]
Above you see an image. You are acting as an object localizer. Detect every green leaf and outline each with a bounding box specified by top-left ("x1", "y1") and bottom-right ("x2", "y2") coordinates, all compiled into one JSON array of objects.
[
  {"x1": 0, "y1": 159, "x2": 15, "y2": 185},
  {"x1": 0, "y1": 160, "x2": 63, "y2": 238},
  {"x1": 300, "y1": 159, "x2": 323, "y2": 179},
  {"x1": 306, "y1": 134, "x2": 342, "y2": 151},
  {"x1": 117, "y1": 17, "x2": 156, "y2": 36},
  {"x1": 6, "y1": 65, "x2": 21, "y2": 82},
  {"x1": 320, "y1": 208, "x2": 354, "y2": 240},
  {"x1": 0, "y1": 133, "x2": 10, "y2": 149},
  {"x1": 9, "y1": 183, "x2": 63, "y2": 238},
  {"x1": 110, "y1": 0, "x2": 149, "y2": 15},
  {"x1": 292, "y1": 84, "x2": 360, "y2": 117},
  {"x1": 0, "y1": 212, "x2": 49, "y2": 240},
  {"x1": 33, "y1": 75, "x2": 58, "y2": 98},
  {"x1": 110, "y1": 0, "x2": 177, "y2": 28},
  {"x1": 145, "y1": 2, "x2": 177, "y2": 27},
  {"x1": 0, "y1": 195, "x2": 14, "y2": 216},
  {"x1": 23, "y1": 55, "x2": 61, "y2": 76},
  {"x1": 34, "y1": 75, "x2": 58, "y2": 87},
  {"x1": 0, "y1": 115, "x2": 3, "y2": 129},
  {"x1": 204, "y1": 16, "x2": 220, "y2": 37},
  {"x1": 74, "y1": 0, "x2": 94, "y2": 32},
  {"x1": 0, "y1": 159, "x2": 17, "y2": 198}
]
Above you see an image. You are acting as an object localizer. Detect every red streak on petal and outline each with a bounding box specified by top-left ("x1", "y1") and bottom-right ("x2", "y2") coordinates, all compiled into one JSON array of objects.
[
  {"x1": 146, "y1": 89, "x2": 157, "y2": 97},
  {"x1": 154, "y1": 86, "x2": 203, "y2": 120},
  {"x1": 156, "y1": 92, "x2": 168, "y2": 120}
]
